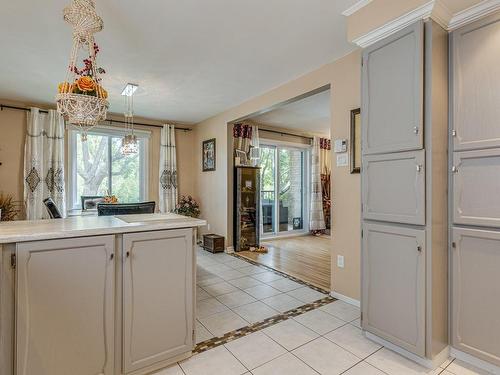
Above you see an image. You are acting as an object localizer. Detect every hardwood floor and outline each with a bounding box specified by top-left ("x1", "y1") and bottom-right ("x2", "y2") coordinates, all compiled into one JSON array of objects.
[{"x1": 238, "y1": 235, "x2": 331, "y2": 290}]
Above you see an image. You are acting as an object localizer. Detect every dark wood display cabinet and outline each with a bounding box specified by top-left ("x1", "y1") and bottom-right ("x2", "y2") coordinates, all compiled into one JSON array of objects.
[{"x1": 233, "y1": 166, "x2": 260, "y2": 251}]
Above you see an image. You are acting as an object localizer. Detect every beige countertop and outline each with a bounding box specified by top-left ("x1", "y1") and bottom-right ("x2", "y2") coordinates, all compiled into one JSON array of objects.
[{"x1": 0, "y1": 213, "x2": 207, "y2": 244}]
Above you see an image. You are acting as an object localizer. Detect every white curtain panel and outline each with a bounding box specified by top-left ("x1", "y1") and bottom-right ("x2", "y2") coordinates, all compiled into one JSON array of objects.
[
  {"x1": 250, "y1": 124, "x2": 260, "y2": 166},
  {"x1": 309, "y1": 136, "x2": 326, "y2": 231},
  {"x1": 24, "y1": 108, "x2": 66, "y2": 220},
  {"x1": 159, "y1": 124, "x2": 178, "y2": 213}
]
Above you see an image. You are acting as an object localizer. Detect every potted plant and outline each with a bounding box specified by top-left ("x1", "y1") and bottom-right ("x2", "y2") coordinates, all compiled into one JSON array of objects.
[{"x1": 174, "y1": 195, "x2": 200, "y2": 218}]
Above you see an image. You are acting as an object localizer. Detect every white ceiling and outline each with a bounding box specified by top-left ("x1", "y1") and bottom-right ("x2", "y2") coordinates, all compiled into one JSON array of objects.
[
  {"x1": 0, "y1": 0, "x2": 358, "y2": 124},
  {"x1": 251, "y1": 89, "x2": 331, "y2": 135}
]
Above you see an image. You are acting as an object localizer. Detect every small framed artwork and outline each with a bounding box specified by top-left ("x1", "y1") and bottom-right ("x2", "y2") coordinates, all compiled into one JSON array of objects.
[
  {"x1": 202, "y1": 138, "x2": 216, "y2": 172},
  {"x1": 235, "y1": 149, "x2": 247, "y2": 166},
  {"x1": 350, "y1": 108, "x2": 361, "y2": 174}
]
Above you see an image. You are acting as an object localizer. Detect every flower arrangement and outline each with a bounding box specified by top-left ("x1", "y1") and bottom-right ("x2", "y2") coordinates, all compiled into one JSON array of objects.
[
  {"x1": 57, "y1": 43, "x2": 108, "y2": 99},
  {"x1": 175, "y1": 195, "x2": 200, "y2": 218},
  {"x1": 103, "y1": 194, "x2": 118, "y2": 204}
]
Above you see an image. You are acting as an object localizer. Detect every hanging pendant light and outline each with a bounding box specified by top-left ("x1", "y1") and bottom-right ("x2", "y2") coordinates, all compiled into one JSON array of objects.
[
  {"x1": 121, "y1": 83, "x2": 138, "y2": 155},
  {"x1": 55, "y1": 0, "x2": 109, "y2": 141}
]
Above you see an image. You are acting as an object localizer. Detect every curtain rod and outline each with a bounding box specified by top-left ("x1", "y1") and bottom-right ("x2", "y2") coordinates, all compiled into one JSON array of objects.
[
  {"x1": 258, "y1": 127, "x2": 314, "y2": 141},
  {"x1": 0, "y1": 104, "x2": 192, "y2": 131}
]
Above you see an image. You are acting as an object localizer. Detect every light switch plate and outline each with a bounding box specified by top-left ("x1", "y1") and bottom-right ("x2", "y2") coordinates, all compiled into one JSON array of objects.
[
  {"x1": 337, "y1": 255, "x2": 345, "y2": 268},
  {"x1": 336, "y1": 153, "x2": 348, "y2": 167}
]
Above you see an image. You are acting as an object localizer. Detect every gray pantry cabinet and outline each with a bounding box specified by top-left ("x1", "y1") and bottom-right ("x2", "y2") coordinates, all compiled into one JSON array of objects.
[
  {"x1": 450, "y1": 11, "x2": 500, "y2": 367},
  {"x1": 361, "y1": 19, "x2": 449, "y2": 364}
]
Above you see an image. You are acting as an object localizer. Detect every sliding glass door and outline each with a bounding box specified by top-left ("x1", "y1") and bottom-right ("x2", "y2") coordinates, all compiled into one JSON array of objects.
[{"x1": 260, "y1": 144, "x2": 307, "y2": 237}]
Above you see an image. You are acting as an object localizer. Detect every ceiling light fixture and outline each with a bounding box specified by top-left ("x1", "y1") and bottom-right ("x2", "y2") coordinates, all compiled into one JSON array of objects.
[
  {"x1": 120, "y1": 84, "x2": 138, "y2": 155},
  {"x1": 56, "y1": 0, "x2": 109, "y2": 141},
  {"x1": 121, "y1": 83, "x2": 139, "y2": 97}
]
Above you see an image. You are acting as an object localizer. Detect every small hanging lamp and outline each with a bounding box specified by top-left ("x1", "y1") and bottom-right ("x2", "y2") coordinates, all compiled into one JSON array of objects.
[{"x1": 121, "y1": 83, "x2": 138, "y2": 155}]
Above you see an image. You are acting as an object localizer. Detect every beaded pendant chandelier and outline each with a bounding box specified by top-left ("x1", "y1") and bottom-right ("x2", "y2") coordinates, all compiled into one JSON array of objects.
[{"x1": 56, "y1": 0, "x2": 109, "y2": 141}]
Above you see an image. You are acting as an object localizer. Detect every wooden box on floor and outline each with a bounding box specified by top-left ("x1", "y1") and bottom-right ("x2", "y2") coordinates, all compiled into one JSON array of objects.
[{"x1": 203, "y1": 234, "x2": 225, "y2": 253}]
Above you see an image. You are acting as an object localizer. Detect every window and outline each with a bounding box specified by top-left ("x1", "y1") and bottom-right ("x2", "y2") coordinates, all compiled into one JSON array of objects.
[{"x1": 68, "y1": 126, "x2": 149, "y2": 211}]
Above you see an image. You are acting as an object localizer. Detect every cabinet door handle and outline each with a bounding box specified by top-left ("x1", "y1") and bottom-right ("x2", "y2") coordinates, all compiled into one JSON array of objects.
[
  {"x1": 413, "y1": 126, "x2": 419, "y2": 134},
  {"x1": 126, "y1": 251, "x2": 130, "y2": 258},
  {"x1": 110, "y1": 253, "x2": 114, "y2": 260},
  {"x1": 451, "y1": 166, "x2": 458, "y2": 173},
  {"x1": 451, "y1": 129, "x2": 457, "y2": 137},
  {"x1": 416, "y1": 164, "x2": 422, "y2": 172},
  {"x1": 417, "y1": 245, "x2": 422, "y2": 252}
]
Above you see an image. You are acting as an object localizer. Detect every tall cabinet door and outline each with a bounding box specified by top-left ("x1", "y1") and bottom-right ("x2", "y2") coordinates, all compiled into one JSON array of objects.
[
  {"x1": 362, "y1": 223, "x2": 425, "y2": 356},
  {"x1": 451, "y1": 228, "x2": 500, "y2": 366},
  {"x1": 123, "y1": 229, "x2": 194, "y2": 373},
  {"x1": 16, "y1": 236, "x2": 115, "y2": 375},
  {"x1": 452, "y1": 13, "x2": 500, "y2": 151},
  {"x1": 362, "y1": 21, "x2": 423, "y2": 155}
]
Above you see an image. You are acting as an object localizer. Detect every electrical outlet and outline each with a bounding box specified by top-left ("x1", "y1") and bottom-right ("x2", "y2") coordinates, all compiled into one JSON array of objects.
[{"x1": 337, "y1": 255, "x2": 345, "y2": 268}]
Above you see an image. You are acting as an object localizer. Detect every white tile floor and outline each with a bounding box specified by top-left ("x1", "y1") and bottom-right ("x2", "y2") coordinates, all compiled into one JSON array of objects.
[
  {"x1": 152, "y1": 249, "x2": 492, "y2": 375},
  {"x1": 195, "y1": 248, "x2": 328, "y2": 342}
]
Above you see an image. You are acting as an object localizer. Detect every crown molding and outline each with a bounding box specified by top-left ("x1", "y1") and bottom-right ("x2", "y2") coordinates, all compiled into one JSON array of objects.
[
  {"x1": 431, "y1": 0, "x2": 453, "y2": 29},
  {"x1": 351, "y1": 1, "x2": 435, "y2": 48},
  {"x1": 342, "y1": 0, "x2": 373, "y2": 16},
  {"x1": 448, "y1": 0, "x2": 500, "y2": 30}
]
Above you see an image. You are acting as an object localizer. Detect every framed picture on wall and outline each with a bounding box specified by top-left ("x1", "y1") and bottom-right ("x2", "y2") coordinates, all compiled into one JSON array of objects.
[
  {"x1": 202, "y1": 138, "x2": 216, "y2": 172},
  {"x1": 350, "y1": 108, "x2": 361, "y2": 174}
]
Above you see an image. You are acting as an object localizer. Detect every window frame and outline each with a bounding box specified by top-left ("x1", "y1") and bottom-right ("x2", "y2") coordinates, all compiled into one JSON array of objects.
[{"x1": 67, "y1": 125, "x2": 150, "y2": 213}]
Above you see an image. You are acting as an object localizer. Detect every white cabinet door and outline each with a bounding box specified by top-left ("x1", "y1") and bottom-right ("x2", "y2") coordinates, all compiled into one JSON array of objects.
[
  {"x1": 362, "y1": 223, "x2": 425, "y2": 356},
  {"x1": 362, "y1": 21, "x2": 423, "y2": 155},
  {"x1": 16, "y1": 236, "x2": 115, "y2": 375},
  {"x1": 451, "y1": 228, "x2": 500, "y2": 366},
  {"x1": 452, "y1": 13, "x2": 500, "y2": 151},
  {"x1": 453, "y1": 149, "x2": 500, "y2": 227},
  {"x1": 362, "y1": 150, "x2": 425, "y2": 225},
  {"x1": 123, "y1": 229, "x2": 194, "y2": 373}
]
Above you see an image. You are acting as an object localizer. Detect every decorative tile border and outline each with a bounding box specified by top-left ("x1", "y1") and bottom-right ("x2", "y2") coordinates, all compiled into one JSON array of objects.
[
  {"x1": 194, "y1": 295, "x2": 336, "y2": 354},
  {"x1": 230, "y1": 252, "x2": 330, "y2": 295}
]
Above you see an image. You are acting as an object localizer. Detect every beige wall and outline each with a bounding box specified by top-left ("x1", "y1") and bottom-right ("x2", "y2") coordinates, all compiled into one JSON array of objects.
[
  {"x1": 0, "y1": 100, "x2": 196, "y2": 216},
  {"x1": 194, "y1": 50, "x2": 362, "y2": 299}
]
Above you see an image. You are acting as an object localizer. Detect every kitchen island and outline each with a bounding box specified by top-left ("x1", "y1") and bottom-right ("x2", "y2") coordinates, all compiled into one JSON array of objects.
[{"x1": 0, "y1": 213, "x2": 206, "y2": 375}]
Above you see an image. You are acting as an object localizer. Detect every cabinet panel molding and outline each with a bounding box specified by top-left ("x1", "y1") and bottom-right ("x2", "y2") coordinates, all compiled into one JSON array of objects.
[
  {"x1": 362, "y1": 21, "x2": 424, "y2": 155},
  {"x1": 15, "y1": 236, "x2": 115, "y2": 375},
  {"x1": 362, "y1": 223, "x2": 426, "y2": 356},
  {"x1": 362, "y1": 150, "x2": 425, "y2": 225},
  {"x1": 451, "y1": 228, "x2": 500, "y2": 366},
  {"x1": 453, "y1": 149, "x2": 500, "y2": 227}
]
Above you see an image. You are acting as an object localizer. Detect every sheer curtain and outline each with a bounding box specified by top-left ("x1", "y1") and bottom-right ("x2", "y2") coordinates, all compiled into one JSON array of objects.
[
  {"x1": 159, "y1": 124, "x2": 178, "y2": 213},
  {"x1": 24, "y1": 108, "x2": 66, "y2": 220},
  {"x1": 309, "y1": 136, "x2": 326, "y2": 233}
]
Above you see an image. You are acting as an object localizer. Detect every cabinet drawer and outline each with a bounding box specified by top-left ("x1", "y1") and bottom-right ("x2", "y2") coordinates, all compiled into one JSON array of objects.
[
  {"x1": 362, "y1": 150, "x2": 425, "y2": 225},
  {"x1": 362, "y1": 21, "x2": 423, "y2": 155},
  {"x1": 453, "y1": 149, "x2": 500, "y2": 227},
  {"x1": 451, "y1": 14, "x2": 500, "y2": 151},
  {"x1": 362, "y1": 223, "x2": 425, "y2": 356},
  {"x1": 451, "y1": 227, "x2": 500, "y2": 366}
]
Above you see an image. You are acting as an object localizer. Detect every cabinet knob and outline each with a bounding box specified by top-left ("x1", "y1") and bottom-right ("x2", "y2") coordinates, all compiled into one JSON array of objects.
[
  {"x1": 416, "y1": 164, "x2": 422, "y2": 172},
  {"x1": 451, "y1": 129, "x2": 457, "y2": 137},
  {"x1": 451, "y1": 166, "x2": 458, "y2": 173},
  {"x1": 413, "y1": 126, "x2": 419, "y2": 134},
  {"x1": 126, "y1": 251, "x2": 130, "y2": 258},
  {"x1": 110, "y1": 253, "x2": 114, "y2": 260},
  {"x1": 417, "y1": 245, "x2": 422, "y2": 252}
]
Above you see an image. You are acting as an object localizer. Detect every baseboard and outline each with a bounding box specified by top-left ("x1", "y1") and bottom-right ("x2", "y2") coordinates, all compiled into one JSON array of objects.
[
  {"x1": 225, "y1": 246, "x2": 235, "y2": 254},
  {"x1": 450, "y1": 347, "x2": 500, "y2": 375},
  {"x1": 364, "y1": 332, "x2": 449, "y2": 369},
  {"x1": 330, "y1": 292, "x2": 360, "y2": 308}
]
